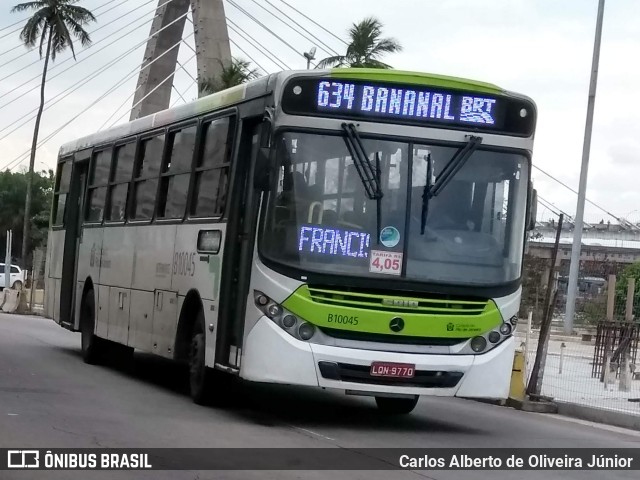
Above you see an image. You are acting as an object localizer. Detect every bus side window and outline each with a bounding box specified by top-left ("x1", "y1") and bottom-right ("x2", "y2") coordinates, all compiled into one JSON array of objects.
[
  {"x1": 131, "y1": 134, "x2": 165, "y2": 220},
  {"x1": 157, "y1": 125, "x2": 197, "y2": 219},
  {"x1": 85, "y1": 148, "x2": 112, "y2": 223},
  {"x1": 53, "y1": 159, "x2": 72, "y2": 226},
  {"x1": 107, "y1": 142, "x2": 135, "y2": 222},
  {"x1": 190, "y1": 117, "x2": 232, "y2": 218}
]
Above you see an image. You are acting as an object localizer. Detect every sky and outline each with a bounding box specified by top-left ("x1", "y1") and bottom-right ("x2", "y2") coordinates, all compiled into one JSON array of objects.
[{"x1": 0, "y1": 0, "x2": 638, "y2": 225}]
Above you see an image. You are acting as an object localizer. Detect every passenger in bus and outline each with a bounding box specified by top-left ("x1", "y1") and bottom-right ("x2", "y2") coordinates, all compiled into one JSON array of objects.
[{"x1": 427, "y1": 181, "x2": 476, "y2": 232}]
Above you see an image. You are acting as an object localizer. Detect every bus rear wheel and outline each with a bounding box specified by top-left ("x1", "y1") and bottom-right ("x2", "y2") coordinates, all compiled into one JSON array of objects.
[
  {"x1": 375, "y1": 396, "x2": 419, "y2": 415},
  {"x1": 80, "y1": 289, "x2": 105, "y2": 364}
]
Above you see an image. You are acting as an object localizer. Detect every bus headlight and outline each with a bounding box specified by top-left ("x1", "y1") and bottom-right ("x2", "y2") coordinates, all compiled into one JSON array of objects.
[
  {"x1": 254, "y1": 290, "x2": 314, "y2": 342},
  {"x1": 470, "y1": 336, "x2": 487, "y2": 353},
  {"x1": 499, "y1": 322, "x2": 512, "y2": 336}
]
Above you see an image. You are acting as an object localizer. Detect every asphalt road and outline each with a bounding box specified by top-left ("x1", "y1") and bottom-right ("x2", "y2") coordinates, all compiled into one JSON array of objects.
[{"x1": 1, "y1": 313, "x2": 639, "y2": 480}]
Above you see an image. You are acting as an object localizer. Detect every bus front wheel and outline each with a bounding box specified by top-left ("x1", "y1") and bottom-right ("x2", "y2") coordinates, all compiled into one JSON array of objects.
[
  {"x1": 375, "y1": 396, "x2": 419, "y2": 415},
  {"x1": 80, "y1": 289, "x2": 104, "y2": 364}
]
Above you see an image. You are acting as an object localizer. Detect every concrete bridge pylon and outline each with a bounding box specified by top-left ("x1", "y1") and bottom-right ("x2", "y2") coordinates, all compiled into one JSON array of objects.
[{"x1": 130, "y1": 0, "x2": 232, "y2": 120}]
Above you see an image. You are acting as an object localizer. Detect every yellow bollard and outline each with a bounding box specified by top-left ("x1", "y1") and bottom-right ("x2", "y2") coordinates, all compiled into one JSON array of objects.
[{"x1": 509, "y1": 350, "x2": 526, "y2": 401}]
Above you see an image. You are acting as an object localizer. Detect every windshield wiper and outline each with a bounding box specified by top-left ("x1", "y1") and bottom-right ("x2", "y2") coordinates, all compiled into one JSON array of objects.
[
  {"x1": 420, "y1": 153, "x2": 433, "y2": 235},
  {"x1": 342, "y1": 123, "x2": 384, "y2": 244},
  {"x1": 341, "y1": 123, "x2": 383, "y2": 200},
  {"x1": 421, "y1": 135, "x2": 482, "y2": 235}
]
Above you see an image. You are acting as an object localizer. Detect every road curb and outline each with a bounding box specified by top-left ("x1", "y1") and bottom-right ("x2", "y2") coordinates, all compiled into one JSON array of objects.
[
  {"x1": 506, "y1": 398, "x2": 558, "y2": 413},
  {"x1": 555, "y1": 401, "x2": 640, "y2": 431}
]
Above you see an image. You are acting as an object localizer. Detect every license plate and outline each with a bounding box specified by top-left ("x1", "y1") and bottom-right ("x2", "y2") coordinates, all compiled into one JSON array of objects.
[{"x1": 370, "y1": 362, "x2": 415, "y2": 378}]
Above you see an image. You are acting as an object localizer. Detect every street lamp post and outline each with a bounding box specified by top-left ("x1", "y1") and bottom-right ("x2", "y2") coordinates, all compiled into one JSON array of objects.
[
  {"x1": 303, "y1": 47, "x2": 316, "y2": 69},
  {"x1": 564, "y1": 0, "x2": 606, "y2": 334}
]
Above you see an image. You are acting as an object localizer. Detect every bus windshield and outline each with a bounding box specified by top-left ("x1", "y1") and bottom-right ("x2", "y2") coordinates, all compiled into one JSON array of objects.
[{"x1": 260, "y1": 131, "x2": 529, "y2": 287}]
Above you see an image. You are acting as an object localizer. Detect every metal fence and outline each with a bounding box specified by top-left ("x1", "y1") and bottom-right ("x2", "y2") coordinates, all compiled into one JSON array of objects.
[{"x1": 519, "y1": 251, "x2": 640, "y2": 417}]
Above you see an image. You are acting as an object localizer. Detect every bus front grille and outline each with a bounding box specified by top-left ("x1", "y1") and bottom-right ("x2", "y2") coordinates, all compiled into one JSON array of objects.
[
  {"x1": 318, "y1": 327, "x2": 466, "y2": 346},
  {"x1": 307, "y1": 286, "x2": 487, "y2": 316}
]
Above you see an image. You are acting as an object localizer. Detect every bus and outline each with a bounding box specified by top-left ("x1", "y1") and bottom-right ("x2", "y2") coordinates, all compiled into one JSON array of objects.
[{"x1": 45, "y1": 69, "x2": 537, "y2": 414}]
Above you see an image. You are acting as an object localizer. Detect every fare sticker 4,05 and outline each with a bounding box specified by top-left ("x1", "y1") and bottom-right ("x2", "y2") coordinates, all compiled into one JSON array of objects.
[{"x1": 369, "y1": 250, "x2": 402, "y2": 276}]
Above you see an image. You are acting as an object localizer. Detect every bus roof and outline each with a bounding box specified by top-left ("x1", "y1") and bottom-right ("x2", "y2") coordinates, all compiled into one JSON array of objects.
[{"x1": 58, "y1": 68, "x2": 521, "y2": 157}]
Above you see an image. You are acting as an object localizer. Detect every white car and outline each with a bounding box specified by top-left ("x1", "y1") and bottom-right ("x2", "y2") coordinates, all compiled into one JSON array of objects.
[{"x1": 0, "y1": 263, "x2": 26, "y2": 290}]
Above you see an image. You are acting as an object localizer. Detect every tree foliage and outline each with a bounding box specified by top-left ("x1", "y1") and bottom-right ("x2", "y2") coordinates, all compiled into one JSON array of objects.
[
  {"x1": 615, "y1": 261, "x2": 640, "y2": 317},
  {"x1": 317, "y1": 17, "x2": 402, "y2": 69},
  {"x1": 12, "y1": 0, "x2": 96, "y2": 61},
  {"x1": 0, "y1": 169, "x2": 54, "y2": 265},
  {"x1": 199, "y1": 58, "x2": 260, "y2": 96}
]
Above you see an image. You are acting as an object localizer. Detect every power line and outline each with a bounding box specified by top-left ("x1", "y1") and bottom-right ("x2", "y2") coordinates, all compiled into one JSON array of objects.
[
  {"x1": 229, "y1": 39, "x2": 270, "y2": 74},
  {"x1": 0, "y1": 0, "x2": 126, "y2": 59},
  {"x1": 98, "y1": 33, "x2": 198, "y2": 131},
  {"x1": 246, "y1": 0, "x2": 339, "y2": 57},
  {"x1": 186, "y1": 16, "x2": 270, "y2": 76},
  {"x1": 537, "y1": 194, "x2": 594, "y2": 227},
  {"x1": 0, "y1": 15, "x2": 155, "y2": 135},
  {"x1": 1, "y1": 31, "x2": 193, "y2": 170},
  {"x1": 226, "y1": 0, "x2": 306, "y2": 61},
  {"x1": 0, "y1": 0, "x2": 177, "y2": 120},
  {"x1": 277, "y1": 0, "x2": 348, "y2": 46},
  {"x1": 227, "y1": 19, "x2": 290, "y2": 70},
  {"x1": 108, "y1": 51, "x2": 198, "y2": 129},
  {"x1": 0, "y1": 0, "x2": 158, "y2": 101},
  {"x1": 264, "y1": 0, "x2": 340, "y2": 56},
  {"x1": 0, "y1": 44, "x2": 23, "y2": 61},
  {"x1": 170, "y1": 70, "x2": 200, "y2": 109},
  {"x1": 532, "y1": 164, "x2": 638, "y2": 229},
  {"x1": 0, "y1": 17, "x2": 30, "y2": 36},
  {"x1": 4, "y1": 35, "x2": 195, "y2": 172}
]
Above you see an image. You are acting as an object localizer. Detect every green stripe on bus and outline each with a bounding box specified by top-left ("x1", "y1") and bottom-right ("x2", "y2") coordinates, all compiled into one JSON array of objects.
[
  {"x1": 329, "y1": 68, "x2": 503, "y2": 95},
  {"x1": 282, "y1": 285, "x2": 503, "y2": 338}
]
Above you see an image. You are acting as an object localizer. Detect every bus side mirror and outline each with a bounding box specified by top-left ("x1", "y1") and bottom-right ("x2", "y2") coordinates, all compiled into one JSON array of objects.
[
  {"x1": 254, "y1": 116, "x2": 273, "y2": 191},
  {"x1": 527, "y1": 185, "x2": 537, "y2": 231}
]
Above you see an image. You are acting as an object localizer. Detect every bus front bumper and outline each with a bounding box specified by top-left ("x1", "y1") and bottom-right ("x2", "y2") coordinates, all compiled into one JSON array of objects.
[{"x1": 241, "y1": 317, "x2": 515, "y2": 399}]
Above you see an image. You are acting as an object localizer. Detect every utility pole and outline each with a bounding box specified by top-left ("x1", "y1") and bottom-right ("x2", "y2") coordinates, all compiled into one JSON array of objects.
[
  {"x1": 564, "y1": 0, "x2": 606, "y2": 334},
  {"x1": 4, "y1": 230, "x2": 12, "y2": 290}
]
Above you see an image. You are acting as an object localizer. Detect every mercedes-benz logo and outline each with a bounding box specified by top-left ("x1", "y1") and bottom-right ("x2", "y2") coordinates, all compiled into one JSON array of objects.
[{"x1": 389, "y1": 317, "x2": 405, "y2": 332}]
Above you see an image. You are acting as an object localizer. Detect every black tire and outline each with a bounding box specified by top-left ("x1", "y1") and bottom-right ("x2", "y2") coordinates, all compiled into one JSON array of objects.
[
  {"x1": 375, "y1": 396, "x2": 419, "y2": 415},
  {"x1": 189, "y1": 310, "x2": 216, "y2": 405},
  {"x1": 80, "y1": 289, "x2": 104, "y2": 364}
]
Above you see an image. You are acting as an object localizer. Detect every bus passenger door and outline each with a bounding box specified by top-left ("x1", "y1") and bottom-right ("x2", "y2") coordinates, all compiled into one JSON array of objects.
[
  {"x1": 216, "y1": 118, "x2": 266, "y2": 368},
  {"x1": 59, "y1": 152, "x2": 90, "y2": 329}
]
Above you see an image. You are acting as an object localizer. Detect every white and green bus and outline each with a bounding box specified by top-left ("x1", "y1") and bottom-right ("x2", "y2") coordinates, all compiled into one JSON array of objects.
[{"x1": 45, "y1": 69, "x2": 537, "y2": 414}]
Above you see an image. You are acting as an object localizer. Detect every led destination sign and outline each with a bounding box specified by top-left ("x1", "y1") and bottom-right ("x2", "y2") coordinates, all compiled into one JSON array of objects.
[
  {"x1": 281, "y1": 77, "x2": 536, "y2": 135},
  {"x1": 298, "y1": 225, "x2": 370, "y2": 259},
  {"x1": 317, "y1": 81, "x2": 499, "y2": 126}
]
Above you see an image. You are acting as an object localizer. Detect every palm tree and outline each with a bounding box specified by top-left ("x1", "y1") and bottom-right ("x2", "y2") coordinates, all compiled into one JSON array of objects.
[
  {"x1": 199, "y1": 58, "x2": 260, "y2": 96},
  {"x1": 318, "y1": 17, "x2": 402, "y2": 69},
  {"x1": 11, "y1": 0, "x2": 95, "y2": 266}
]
